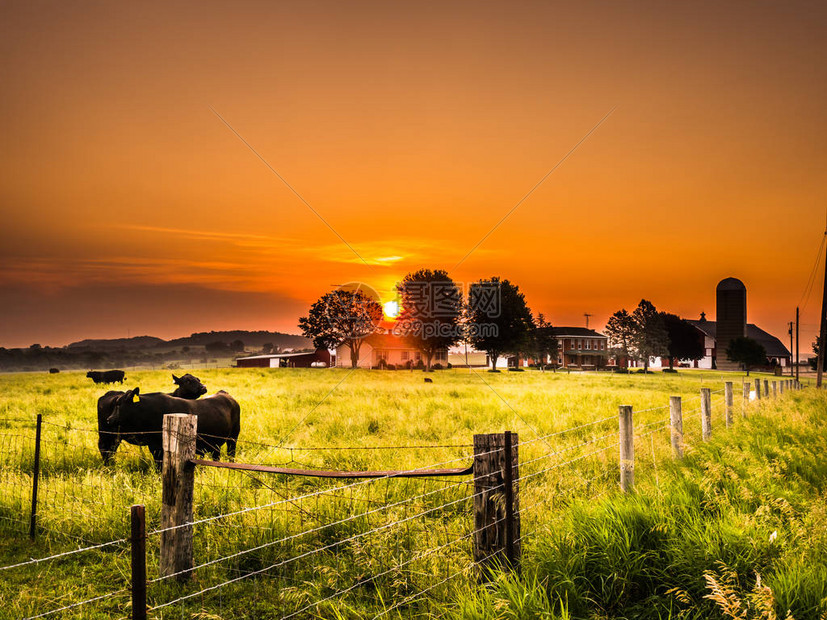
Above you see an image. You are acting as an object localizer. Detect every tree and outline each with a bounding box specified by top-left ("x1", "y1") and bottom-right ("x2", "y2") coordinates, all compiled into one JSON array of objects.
[
  {"x1": 809, "y1": 336, "x2": 821, "y2": 370},
  {"x1": 631, "y1": 299, "x2": 669, "y2": 373},
  {"x1": 396, "y1": 269, "x2": 462, "y2": 370},
  {"x1": 604, "y1": 309, "x2": 635, "y2": 368},
  {"x1": 205, "y1": 341, "x2": 230, "y2": 355},
  {"x1": 526, "y1": 313, "x2": 558, "y2": 370},
  {"x1": 229, "y1": 339, "x2": 245, "y2": 353},
  {"x1": 726, "y1": 336, "x2": 767, "y2": 375},
  {"x1": 298, "y1": 289, "x2": 383, "y2": 368},
  {"x1": 467, "y1": 277, "x2": 534, "y2": 372},
  {"x1": 262, "y1": 342, "x2": 274, "y2": 355},
  {"x1": 660, "y1": 313, "x2": 705, "y2": 370}
]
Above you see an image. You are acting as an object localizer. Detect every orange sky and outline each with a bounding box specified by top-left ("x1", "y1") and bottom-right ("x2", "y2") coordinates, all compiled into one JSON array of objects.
[{"x1": 0, "y1": 1, "x2": 825, "y2": 350}]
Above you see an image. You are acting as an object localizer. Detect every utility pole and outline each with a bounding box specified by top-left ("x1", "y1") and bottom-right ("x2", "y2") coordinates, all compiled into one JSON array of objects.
[
  {"x1": 788, "y1": 321, "x2": 794, "y2": 377},
  {"x1": 584, "y1": 313, "x2": 592, "y2": 329},
  {"x1": 818, "y1": 235, "x2": 827, "y2": 386},
  {"x1": 796, "y1": 307, "x2": 800, "y2": 383}
]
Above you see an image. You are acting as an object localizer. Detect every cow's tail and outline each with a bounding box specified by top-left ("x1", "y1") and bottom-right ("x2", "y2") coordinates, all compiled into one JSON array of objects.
[{"x1": 227, "y1": 399, "x2": 241, "y2": 462}]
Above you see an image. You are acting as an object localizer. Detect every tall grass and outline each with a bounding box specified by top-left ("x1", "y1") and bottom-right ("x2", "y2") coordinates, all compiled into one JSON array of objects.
[
  {"x1": 0, "y1": 368, "x2": 815, "y2": 618},
  {"x1": 450, "y1": 388, "x2": 827, "y2": 620}
]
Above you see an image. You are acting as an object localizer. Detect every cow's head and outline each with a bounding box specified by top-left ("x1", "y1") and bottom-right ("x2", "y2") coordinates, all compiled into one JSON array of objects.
[
  {"x1": 107, "y1": 387, "x2": 141, "y2": 426},
  {"x1": 172, "y1": 373, "x2": 207, "y2": 398},
  {"x1": 86, "y1": 371, "x2": 94, "y2": 378}
]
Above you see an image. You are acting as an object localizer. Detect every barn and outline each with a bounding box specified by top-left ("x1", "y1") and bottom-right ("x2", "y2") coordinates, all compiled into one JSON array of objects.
[{"x1": 235, "y1": 349, "x2": 332, "y2": 368}]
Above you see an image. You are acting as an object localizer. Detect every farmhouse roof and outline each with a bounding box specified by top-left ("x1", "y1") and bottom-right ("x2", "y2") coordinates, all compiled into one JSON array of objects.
[
  {"x1": 552, "y1": 327, "x2": 606, "y2": 338},
  {"x1": 686, "y1": 320, "x2": 790, "y2": 357},
  {"x1": 361, "y1": 333, "x2": 420, "y2": 350}
]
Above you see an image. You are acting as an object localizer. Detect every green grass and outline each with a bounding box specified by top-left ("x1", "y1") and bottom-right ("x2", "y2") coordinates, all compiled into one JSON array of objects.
[{"x1": 0, "y1": 368, "x2": 817, "y2": 618}]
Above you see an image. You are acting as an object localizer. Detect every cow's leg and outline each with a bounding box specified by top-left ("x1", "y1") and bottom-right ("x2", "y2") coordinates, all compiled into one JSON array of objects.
[
  {"x1": 149, "y1": 445, "x2": 164, "y2": 471},
  {"x1": 226, "y1": 437, "x2": 237, "y2": 462},
  {"x1": 211, "y1": 445, "x2": 221, "y2": 461},
  {"x1": 99, "y1": 437, "x2": 120, "y2": 464}
]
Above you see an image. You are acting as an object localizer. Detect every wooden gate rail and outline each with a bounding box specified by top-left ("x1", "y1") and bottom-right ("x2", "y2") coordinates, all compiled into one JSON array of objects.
[{"x1": 190, "y1": 458, "x2": 473, "y2": 478}]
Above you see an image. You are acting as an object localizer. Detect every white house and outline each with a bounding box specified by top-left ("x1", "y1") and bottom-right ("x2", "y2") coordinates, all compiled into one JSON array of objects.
[{"x1": 334, "y1": 333, "x2": 448, "y2": 369}]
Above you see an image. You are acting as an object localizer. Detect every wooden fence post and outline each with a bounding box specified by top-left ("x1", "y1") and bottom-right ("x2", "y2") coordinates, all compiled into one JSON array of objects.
[
  {"x1": 724, "y1": 382, "x2": 733, "y2": 428},
  {"x1": 755, "y1": 378, "x2": 762, "y2": 400},
  {"x1": 701, "y1": 388, "x2": 712, "y2": 441},
  {"x1": 619, "y1": 406, "x2": 634, "y2": 492},
  {"x1": 131, "y1": 504, "x2": 147, "y2": 620},
  {"x1": 763, "y1": 379, "x2": 769, "y2": 398},
  {"x1": 29, "y1": 413, "x2": 42, "y2": 540},
  {"x1": 473, "y1": 432, "x2": 520, "y2": 577},
  {"x1": 780, "y1": 380, "x2": 785, "y2": 395},
  {"x1": 502, "y1": 431, "x2": 516, "y2": 570},
  {"x1": 772, "y1": 381, "x2": 777, "y2": 398},
  {"x1": 669, "y1": 396, "x2": 683, "y2": 459},
  {"x1": 160, "y1": 413, "x2": 197, "y2": 581}
]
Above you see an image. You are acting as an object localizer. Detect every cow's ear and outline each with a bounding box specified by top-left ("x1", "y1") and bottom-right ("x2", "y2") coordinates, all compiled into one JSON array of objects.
[
  {"x1": 172, "y1": 374, "x2": 180, "y2": 383},
  {"x1": 131, "y1": 387, "x2": 141, "y2": 403}
]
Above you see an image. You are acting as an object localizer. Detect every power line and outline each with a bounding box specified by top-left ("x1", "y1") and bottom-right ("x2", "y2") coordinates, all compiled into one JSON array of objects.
[{"x1": 799, "y1": 232, "x2": 827, "y2": 311}]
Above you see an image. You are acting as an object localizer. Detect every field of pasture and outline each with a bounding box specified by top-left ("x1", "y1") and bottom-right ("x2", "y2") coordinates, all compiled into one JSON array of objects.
[{"x1": 0, "y1": 367, "x2": 821, "y2": 619}]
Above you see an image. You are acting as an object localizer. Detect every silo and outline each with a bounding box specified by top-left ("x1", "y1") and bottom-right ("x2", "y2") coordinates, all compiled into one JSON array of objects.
[{"x1": 716, "y1": 277, "x2": 747, "y2": 370}]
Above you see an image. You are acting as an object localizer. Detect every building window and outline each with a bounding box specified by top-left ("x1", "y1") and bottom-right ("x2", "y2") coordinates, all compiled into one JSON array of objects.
[
  {"x1": 435, "y1": 350, "x2": 447, "y2": 361},
  {"x1": 577, "y1": 339, "x2": 582, "y2": 350},
  {"x1": 376, "y1": 350, "x2": 388, "y2": 361},
  {"x1": 401, "y1": 351, "x2": 409, "y2": 361},
  {"x1": 415, "y1": 352, "x2": 422, "y2": 361},
  {"x1": 585, "y1": 340, "x2": 591, "y2": 350},
  {"x1": 600, "y1": 341, "x2": 605, "y2": 350}
]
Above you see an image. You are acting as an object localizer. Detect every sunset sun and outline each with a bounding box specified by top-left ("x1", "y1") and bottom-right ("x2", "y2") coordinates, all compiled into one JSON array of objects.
[{"x1": 383, "y1": 300, "x2": 400, "y2": 320}]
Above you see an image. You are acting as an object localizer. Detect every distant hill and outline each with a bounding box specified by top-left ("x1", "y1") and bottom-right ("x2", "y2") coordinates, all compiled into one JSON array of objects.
[
  {"x1": 68, "y1": 336, "x2": 166, "y2": 350},
  {"x1": 167, "y1": 331, "x2": 312, "y2": 350},
  {"x1": 67, "y1": 331, "x2": 312, "y2": 351}
]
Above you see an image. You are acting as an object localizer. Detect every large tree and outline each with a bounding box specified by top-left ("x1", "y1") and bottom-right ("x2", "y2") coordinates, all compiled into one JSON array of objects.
[
  {"x1": 660, "y1": 313, "x2": 705, "y2": 370},
  {"x1": 467, "y1": 277, "x2": 534, "y2": 371},
  {"x1": 726, "y1": 336, "x2": 767, "y2": 376},
  {"x1": 298, "y1": 289, "x2": 383, "y2": 368},
  {"x1": 396, "y1": 269, "x2": 462, "y2": 370},
  {"x1": 604, "y1": 309, "x2": 635, "y2": 368},
  {"x1": 525, "y1": 313, "x2": 558, "y2": 370},
  {"x1": 631, "y1": 299, "x2": 669, "y2": 373}
]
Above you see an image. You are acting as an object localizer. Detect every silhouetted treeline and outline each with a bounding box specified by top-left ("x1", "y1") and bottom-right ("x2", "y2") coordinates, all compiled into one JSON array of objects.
[
  {"x1": 0, "y1": 330, "x2": 313, "y2": 372},
  {"x1": 0, "y1": 345, "x2": 205, "y2": 372}
]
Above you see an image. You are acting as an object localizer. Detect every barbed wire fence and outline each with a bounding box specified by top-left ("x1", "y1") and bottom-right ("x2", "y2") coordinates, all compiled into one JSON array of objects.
[{"x1": 0, "y1": 376, "x2": 807, "y2": 618}]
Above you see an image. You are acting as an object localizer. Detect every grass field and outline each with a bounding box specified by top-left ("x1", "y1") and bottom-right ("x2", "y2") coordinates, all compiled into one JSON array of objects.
[{"x1": 0, "y1": 368, "x2": 821, "y2": 619}]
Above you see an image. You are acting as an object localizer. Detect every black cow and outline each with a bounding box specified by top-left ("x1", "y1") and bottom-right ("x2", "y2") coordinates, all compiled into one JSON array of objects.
[
  {"x1": 97, "y1": 373, "x2": 207, "y2": 463},
  {"x1": 48, "y1": 368, "x2": 60, "y2": 374},
  {"x1": 171, "y1": 373, "x2": 208, "y2": 398},
  {"x1": 106, "y1": 387, "x2": 240, "y2": 465},
  {"x1": 87, "y1": 370, "x2": 126, "y2": 384}
]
